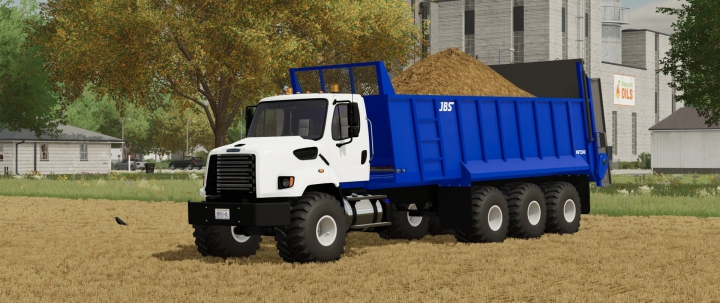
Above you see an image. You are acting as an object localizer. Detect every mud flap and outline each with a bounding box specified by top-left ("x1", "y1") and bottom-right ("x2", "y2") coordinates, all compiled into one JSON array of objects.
[{"x1": 437, "y1": 186, "x2": 473, "y2": 230}]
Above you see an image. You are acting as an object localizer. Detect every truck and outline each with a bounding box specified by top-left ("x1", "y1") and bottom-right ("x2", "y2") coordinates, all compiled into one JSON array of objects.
[{"x1": 187, "y1": 59, "x2": 612, "y2": 263}]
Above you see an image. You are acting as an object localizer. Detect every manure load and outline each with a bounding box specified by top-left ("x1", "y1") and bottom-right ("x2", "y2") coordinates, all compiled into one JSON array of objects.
[{"x1": 391, "y1": 48, "x2": 534, "y2": 97}]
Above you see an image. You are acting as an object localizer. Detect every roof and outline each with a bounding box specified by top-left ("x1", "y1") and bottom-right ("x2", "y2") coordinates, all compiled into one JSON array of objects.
[
  {"x1": 649, "y1": 107, "x2": 720, "y2": 131},
  {"x1": 0, "y1": 125, "x2": 124, "y2": 142},
  {"x1": 622, "y1": 29, "x2": 672, "y2": 37}
]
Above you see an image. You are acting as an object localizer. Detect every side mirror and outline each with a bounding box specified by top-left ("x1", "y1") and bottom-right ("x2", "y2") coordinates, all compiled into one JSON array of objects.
[
  {"x1": 245, "y1": 106, "x2": 256, "y2": 138},
  {"x1": 348, "y1": 103, "x2": 360, "y2": 138},
  {"x1": 348, "y1": 103, "x2": 360, "y2": 127},
  {"x1": 348, "y1": 126, "x2": 360, "y2": 138}
]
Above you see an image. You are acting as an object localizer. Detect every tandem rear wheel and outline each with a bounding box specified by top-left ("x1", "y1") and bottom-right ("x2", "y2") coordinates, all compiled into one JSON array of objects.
[{"x1": 379, "y1": 203, "x2": 429, "y2": 240}]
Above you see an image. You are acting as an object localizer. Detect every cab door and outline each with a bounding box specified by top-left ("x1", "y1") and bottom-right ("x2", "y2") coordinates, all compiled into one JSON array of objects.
[{"x1": 324, "y1": 99, "x2": 370, "y2": 183}]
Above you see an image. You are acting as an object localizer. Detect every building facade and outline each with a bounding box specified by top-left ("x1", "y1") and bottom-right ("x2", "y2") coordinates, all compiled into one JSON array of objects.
[
  {"x1": 649, "y1": 108, "x2": 720, "y2": 174},
  {"x1": 0, "y1": 125, "x2": 123, "y2": 175},
  {"x1": 406, "y1": 0, "x2": 681, "y2": 163}
]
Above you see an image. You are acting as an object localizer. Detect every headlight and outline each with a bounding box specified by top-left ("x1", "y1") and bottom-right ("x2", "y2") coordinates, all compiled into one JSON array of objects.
[{"x1": 278, "y1": 176, "x2": 294, "y2": 189}]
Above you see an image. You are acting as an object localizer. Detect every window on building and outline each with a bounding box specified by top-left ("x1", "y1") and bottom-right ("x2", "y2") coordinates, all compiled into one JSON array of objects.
[
  {"x1": 513, "y1": 2, "x2": 524, "y2": 63},
  {"x1": 612, "y1": 111, "x2": 617, "y2": 155},
  {"x1": 80, "y1": 144, "x2": 88, "y2": 161},
  {"x1": 464, "y1": 0, "x2": 475, "y2": 57},
  {"x1": 655, "y1": 92, "x2": 660, "y2": 123},
  {"x1": 0, "y1": 144, "x2": 3, "y2": 161},
  {"x1": 419, "y1": 2, "x2": 430, "y2": 57},
  {"x1": 40, "y1": 144, "x2": 49, "y2": 160},
  {"x1": 562, "y1": 0, "x2": 567, "y2": 60},
  {"x1": 632, "y1": 113, "x2": 637, "y2": 155},
  {"x1": 672, "y1": 88, "x2": 676, "y2": 113}
]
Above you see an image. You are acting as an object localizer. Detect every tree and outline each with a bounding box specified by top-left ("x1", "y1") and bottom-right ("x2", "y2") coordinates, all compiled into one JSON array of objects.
[
  {"x1": 38, "y1": 0, "x2": 423, "y2": 148},
  {"x1": 147, "y1": 101, "x2": 214, "y2": 159},
  {"x1": 63, "y1": 87, "x2": 213, "y2": 159},
  {"x1": 0, "y1": 0, "x2": 60, "y2": 137},
  {"x1": 658, "y1": 0, "x2": 720, "y2": 127}
]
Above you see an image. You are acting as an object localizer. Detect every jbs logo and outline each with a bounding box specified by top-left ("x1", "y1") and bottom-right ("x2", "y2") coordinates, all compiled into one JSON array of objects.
[
  {"x1": 439, "y1": 101, "x2": 455, "y2": 112},
  {"x1": 576, "y1": 150, "x2": 586, "y2": 155}
]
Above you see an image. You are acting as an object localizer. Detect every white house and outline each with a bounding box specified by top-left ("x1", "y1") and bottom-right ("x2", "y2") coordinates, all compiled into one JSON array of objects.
[
  {"x1": 650, "y1": 107, "x2": 720, "y2": 174},
  {"x1": 0, "y1": 125, "x2": 123, "y2": 175}
]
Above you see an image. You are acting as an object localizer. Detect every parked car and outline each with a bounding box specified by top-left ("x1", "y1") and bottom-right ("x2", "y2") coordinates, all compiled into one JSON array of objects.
[
  {"x1": 114, "y1": 158, "x2": 145, "y2": 171},
  {"x1": 169, "y1": 156, "x2": 204, "y2": 170}
]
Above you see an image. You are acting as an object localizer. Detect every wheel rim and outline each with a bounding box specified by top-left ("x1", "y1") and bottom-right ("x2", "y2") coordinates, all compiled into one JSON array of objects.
[
  {"x1": 316, "y1": 215, "x2": 337, "y2": 247},
  {"x1": 170, "y1": 165, "x2": 175, "y2": 169},
  {"x1": 406, "y1": 204, "x2": 422, "y2": 227},
  {"x1": 527, "y1": 201, "x2": 541, "y2": 225},
  {"x1": 488, "y1": 205, "x2": 503, "y2": 231},
  {"x1": 564, "y1": 199, "x2": 576, "y2": 223},
  {"x1": 230, "y1": 226, "x2": 250, "y2": 243}
]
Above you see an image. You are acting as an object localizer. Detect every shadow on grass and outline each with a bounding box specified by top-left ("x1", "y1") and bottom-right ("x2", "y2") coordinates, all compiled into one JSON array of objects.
[
  {"x1": 152, "y1": 242, "x2": 286, "y2": 265},
  {"x1": 152, "y1": 233, "x2": 459, "y2": 265}
]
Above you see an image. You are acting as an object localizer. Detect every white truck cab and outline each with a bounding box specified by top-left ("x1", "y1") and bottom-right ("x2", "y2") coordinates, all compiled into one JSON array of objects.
[{"x1": 200, "y1": 93, "x2": 371, "y2": 199}]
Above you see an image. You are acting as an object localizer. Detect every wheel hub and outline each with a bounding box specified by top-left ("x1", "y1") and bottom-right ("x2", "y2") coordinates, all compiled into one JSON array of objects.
[
  {"x1": 406, "y1": 204, "x2": 422, "y2": 227},
  {"x1": 527, "y1": 200, "x2": 541, "y2": 225},
  {"x1": 316, "y1": 215, "x2": 338, "y2": 247},
  {"x1": 488, "y1": 205, "x2": 502, "y2": 231},
  {"x1": 230, "y1": 226, "x2": 251, "y2": 243},
  {"x1": 563, "y1": 199, "x2": 576, "y2": 223}
]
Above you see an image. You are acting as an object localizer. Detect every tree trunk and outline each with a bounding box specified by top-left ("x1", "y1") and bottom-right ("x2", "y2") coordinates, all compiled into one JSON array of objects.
[{"x1": 213, "y1": 123, "x2": 228, "y2": 149}]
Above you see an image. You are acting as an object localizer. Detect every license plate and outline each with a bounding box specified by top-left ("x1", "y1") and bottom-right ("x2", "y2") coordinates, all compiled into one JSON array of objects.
[{"x1": 215, "y1": 208, "x2": 230, "y2": 220}]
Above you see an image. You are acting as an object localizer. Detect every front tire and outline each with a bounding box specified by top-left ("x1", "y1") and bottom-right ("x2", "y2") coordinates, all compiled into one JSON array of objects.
[
  {"x1": 169, "y1": 164, "x2": 176, "y2": 170},
  {"x1": 454, "y1": 186, "x2": 509, "y2": 243},
  {"x1": 192, "y1": 225, "x2": 262, "y2": 258},
  {"x1": 379, "y1": 203, "x2": 428, "y2": 240},
  {"x1": 274, "y1": 192, "x2": 347, "y2": 263},
  {"x1": 541, "y1": 182, "x2": 581, "y2": 234},
  {"x1": 501, "y1": 182, "x2": 547, "y2": 239}
]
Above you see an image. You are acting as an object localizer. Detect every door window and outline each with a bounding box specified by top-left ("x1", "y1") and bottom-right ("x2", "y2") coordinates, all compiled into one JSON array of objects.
[{"x1": 331, "y1": 104, "x2": 350, "y2": 140}]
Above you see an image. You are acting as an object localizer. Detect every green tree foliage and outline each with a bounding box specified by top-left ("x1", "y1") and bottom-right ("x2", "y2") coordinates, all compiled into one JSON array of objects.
[
  {"x1": 0, "y1": 0, "x2": 60, "y2": 137},
  {"x1": 63, "y1": 87, "x2": 213, "y2": 159},
  {"x1": 658, "y1": 0, "x2": 720, "y2": 126},
  {"x1": 38, "y1": 0, "x2": 423, "y2": 148}
]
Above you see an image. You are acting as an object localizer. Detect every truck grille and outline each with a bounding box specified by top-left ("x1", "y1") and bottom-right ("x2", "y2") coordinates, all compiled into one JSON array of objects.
[{"x1": 206, "y1": 154, "x2": 256, "y2": 196}]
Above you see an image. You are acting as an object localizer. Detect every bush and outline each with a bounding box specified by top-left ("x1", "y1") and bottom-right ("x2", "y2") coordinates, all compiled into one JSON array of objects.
[
  {"x1": 636, "y1": 152, "x2": 651, "y2": 169},
  {"x1": 194, "y1": 150, "x2": 209, "y2": 160}
]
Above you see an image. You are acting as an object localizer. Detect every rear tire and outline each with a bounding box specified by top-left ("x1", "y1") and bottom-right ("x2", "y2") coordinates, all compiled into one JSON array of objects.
[
  {"x1": 454, "y1": 186, "x2": 509, "y2": 243},
  {"x1": 274, "y1": 192, "x2": 347, "y2": 263},
  {"x1": 501, "y1": 182, "x2": 547, "y2": 239},
  {"x1": 541, "y1": 182, "x2": 581, "y2": 234},
  {"x1": 192, "y1": 225, "x2": 262, "y2": 258},
  {"x1": 379, "y1": 203, "x2": 428, "y2": 240},
  {"x1": 427, "y1": 216, "x2": 452, "y2": 236}
]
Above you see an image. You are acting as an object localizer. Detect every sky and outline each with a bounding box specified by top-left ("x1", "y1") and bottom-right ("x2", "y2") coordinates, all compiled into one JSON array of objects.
[
  {"x1": 10, "y1": 0, "x2": 684, "y2": 34},
  {"x1": 623, "y1": 0, "x2": 687, "y2": 34}
]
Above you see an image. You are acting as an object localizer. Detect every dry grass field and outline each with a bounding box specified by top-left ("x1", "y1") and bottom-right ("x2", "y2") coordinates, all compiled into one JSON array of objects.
[{"x1": 1, "y1": 196, "x2": 720, "y2": 302}]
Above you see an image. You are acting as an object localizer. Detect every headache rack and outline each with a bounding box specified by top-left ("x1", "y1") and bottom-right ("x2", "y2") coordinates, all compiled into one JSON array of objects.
[{"x1": 205, "y1": 154, "x2": 256, "y2": 197}]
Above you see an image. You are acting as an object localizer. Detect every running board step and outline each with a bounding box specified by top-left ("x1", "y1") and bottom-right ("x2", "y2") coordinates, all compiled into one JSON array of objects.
[
  {"x1": 350, "y1": 222, "x2": 391, "y2": 229},
  {"x1": 345, "y1": 195, "x2": 387, "y2": 202}
]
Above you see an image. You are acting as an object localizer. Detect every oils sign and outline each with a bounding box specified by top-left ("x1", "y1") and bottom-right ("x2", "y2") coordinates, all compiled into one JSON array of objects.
[{"x1": 613, "y1": 74, "x2": 635, "y2": 106}]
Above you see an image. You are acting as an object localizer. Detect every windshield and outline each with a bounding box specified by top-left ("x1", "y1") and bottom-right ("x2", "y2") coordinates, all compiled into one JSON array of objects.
[{"x1": 247, "y1": 99, "x2": 328, "y2": 140}]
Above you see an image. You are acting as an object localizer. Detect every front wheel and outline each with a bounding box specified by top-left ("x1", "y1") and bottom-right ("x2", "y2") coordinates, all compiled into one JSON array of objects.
[
  {"x1": 169, "y1": 164, "x2": 176, "y2": 170},
  {"x1": 274, "y1": 192, "x2": 347, "y2": 263},
  {"x1": 192, "y1": 225, "x2": 262, "y2": 258}
]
